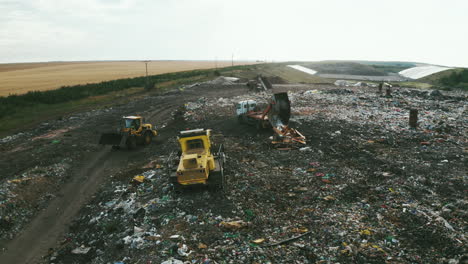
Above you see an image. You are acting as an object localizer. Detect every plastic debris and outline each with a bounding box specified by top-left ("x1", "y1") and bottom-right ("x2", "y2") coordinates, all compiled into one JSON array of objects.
[
  {"x1": 71, "y1": 245, "x2": 91, "y2": 254},
  {"x1": 132, "y1": 175, "x2": 145, "y2": 183},
  {"x1": 161, "y1": 258, "x2": 183, "y2": 264},
  {"x1": 220, "y1": 220, "x2": 248, "y2": 229},
  {"x1": 177, "y1": 244, "x2": 192, "y2": 256}
]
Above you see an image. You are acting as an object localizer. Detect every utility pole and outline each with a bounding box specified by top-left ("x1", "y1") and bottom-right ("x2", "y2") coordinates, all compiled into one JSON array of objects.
[
  {"x1": 144, "y1": 61, "x2": 149, "y2": 78},
  {"x1": 143, "y1": 60, "x2": 150, "y2": 89},
  {"x1": 231, "y1": 53, "x2": 234, "y2": 67}
]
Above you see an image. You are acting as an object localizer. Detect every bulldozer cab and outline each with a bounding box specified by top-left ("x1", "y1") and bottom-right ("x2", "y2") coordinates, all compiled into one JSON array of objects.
[
  {"x1": 178, "y1": 129, "x2": 211, "y2": 154},
  {"x1": 169, "y1": 128, "x2": 225, "y2": 189},
  {"x1": 185, "y1": 139, "x2": 204, "y2": 153}
]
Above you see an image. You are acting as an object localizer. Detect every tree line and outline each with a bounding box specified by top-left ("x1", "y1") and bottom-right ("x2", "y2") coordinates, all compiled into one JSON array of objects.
[
  {"x1": 0, "y1": 65, "x2": 253, "y2": 119},
  {"x1": 439, "y1": 69, "x2": 468, "y2": 89}
]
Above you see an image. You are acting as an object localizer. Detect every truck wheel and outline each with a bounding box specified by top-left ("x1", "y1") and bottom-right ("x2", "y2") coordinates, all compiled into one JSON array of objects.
[
  {"x1": 237, "y1": 116, "x2": 243, "y2": 124},
  {"x1": 272, "y1": 133, "x2": 281, "y2": 142},
  {"x1": 126, "y1": 136, "x2": 137, "y2": 149},
  {"x1": 255, "y1": 121, "x2": 263, "y2": 131},
  {"x1": 143, "y1": 131, "x2": 152, "y2": 145}
]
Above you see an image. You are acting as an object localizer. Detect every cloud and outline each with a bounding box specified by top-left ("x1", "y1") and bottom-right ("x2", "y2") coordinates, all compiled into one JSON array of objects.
[{"x1": 0, "y1": 0, "x2": 467, "y2": 66}]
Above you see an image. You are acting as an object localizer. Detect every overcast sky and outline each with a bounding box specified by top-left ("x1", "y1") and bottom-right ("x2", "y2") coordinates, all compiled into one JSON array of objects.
[{"x1": 1, "y1": 0, "x2": 467, "y2": 67}]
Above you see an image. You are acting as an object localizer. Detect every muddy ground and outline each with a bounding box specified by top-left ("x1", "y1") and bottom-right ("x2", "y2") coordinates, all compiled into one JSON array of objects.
[{"x1": 0, "y1": 79, "x2": 466, "y2": 264}]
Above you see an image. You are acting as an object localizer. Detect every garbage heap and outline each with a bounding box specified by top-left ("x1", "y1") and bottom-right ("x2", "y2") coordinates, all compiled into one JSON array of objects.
[{"x1": 48, "y1": 86, "x2": 466, "y2": 264}]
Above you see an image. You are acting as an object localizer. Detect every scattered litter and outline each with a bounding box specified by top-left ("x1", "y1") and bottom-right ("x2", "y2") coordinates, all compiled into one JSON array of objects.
[
  {"x1": 299, "y1": 146, "x2": 311, "y2": 151},
  {"x1": 252, "y1": 238, "x2": 265, "y2": 244},
  {"x1": 177, "y1": 244, "x2": 192, "y2": 257},
  {"x1": 220, "y1": 220, "x2": 248, "y2": 230},
  {"x1": 161, "y1": 258, "x2": 184, "y2": 264},
  {"x1": 132, "y1": 175, "x2": 145, "y2": 183},
  {"x1": 71, "y1": 246, "x2": 91, "y2": 254}
]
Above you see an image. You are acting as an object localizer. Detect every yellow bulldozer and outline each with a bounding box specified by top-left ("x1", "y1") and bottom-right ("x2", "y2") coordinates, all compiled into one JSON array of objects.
[
  {"x1": 99, "y1": 115, "x2": 158, "y2": 149},
  {"x1": 167, "y1": 129, "x2": 225, "y2": 191}
]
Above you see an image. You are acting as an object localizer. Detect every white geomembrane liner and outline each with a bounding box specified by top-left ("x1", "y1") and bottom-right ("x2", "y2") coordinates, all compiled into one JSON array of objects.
[
  {"x1": 399, "y1": 65, "x2": 452, "y2": 79},
  {"x1": 287, "y1": 65, "x2": 317, "y2": 75}
]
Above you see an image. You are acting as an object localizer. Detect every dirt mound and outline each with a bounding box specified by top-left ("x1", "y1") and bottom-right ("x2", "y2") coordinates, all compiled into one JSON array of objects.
[{"x1": 266, "y1": 75, "x2": 288, "y2": 84}]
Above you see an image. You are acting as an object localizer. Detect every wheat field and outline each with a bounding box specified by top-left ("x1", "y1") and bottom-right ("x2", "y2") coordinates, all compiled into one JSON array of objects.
[{"x1": 0, "y1": 60, "x2": 254, "y2": 96}]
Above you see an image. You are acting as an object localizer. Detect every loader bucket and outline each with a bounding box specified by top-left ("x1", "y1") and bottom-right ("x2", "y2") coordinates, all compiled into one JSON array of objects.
[
  {"x1": 99, "y1": 133, "x2": 123, "y2": 145},
  {"x1": 268, "y1": 92, "x2": 291, "y2": 127}
]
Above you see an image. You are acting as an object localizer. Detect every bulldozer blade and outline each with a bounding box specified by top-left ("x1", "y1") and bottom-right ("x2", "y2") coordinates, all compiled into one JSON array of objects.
[{"x1": 99, "y1": 133, "x2": 123, "y2": 146}]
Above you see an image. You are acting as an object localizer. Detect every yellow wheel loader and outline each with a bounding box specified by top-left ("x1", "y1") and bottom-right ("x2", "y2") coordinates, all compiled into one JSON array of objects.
[
  {"x1": 167, "y1": 129, "x2": 225, "y2": 191},
  {"x1": 99, "y1": 116, "x2": 158, "y2": 149}
]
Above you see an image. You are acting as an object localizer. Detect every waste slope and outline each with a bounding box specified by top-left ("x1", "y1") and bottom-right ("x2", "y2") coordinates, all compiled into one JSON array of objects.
[
  {"x1": 287, "y1": 65, "x2": 317, "y2": 75},
  {"x1": 399, "y1": 65, "x2": 452, "y2": 79}
]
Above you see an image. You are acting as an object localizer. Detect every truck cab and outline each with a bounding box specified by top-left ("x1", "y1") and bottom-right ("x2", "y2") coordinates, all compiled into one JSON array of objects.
[{"x1": 236, "y1": 100, "x2": 257, "y2": 116}]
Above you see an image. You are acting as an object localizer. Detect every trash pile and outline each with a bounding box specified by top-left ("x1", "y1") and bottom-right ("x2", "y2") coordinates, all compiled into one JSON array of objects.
[
  {"x1": 0, "y1": 159, "x2": 71, "y2": 240},
  {"x1": 47, "y1": 84, "x2": 466, "y2": 263},
  {"x1": 290, "y1": 87, "x2": 466, "y2": 142},
  {"x1": 0, "y1": 104, "x2": 118, "y2": 244},
  {"x1": 0, "y1": 132, "x2": 29, "y2": 144},
  {"x1": 181, "y1": 92, "x2": 270, "y2": 122},
  {"x1": 205, "y1": 76, "x2": 240, "y2": 85},
  {"x1": 334, "y1": 80, "x2": 377, "y2": 87}
]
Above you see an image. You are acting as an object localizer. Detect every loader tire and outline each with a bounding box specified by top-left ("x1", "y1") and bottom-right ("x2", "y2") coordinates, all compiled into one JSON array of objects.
[
  {"x1": 143, "y1": 131, "x2": 152, "y2": 145},
  {"x1": 126, "y1": 136, "x2": 137, "y2": 150}
]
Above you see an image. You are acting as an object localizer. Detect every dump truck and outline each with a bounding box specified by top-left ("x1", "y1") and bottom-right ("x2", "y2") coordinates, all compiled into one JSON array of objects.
[
  {"x1": 99, "y1": 115, "x2": 158, "y2": 149},
  {"x1": 167, "y1": 129, "x2": 225, "y2": 191},
  {"x1": 236, "y1": 92, "x2": 306, "y2": 146}
]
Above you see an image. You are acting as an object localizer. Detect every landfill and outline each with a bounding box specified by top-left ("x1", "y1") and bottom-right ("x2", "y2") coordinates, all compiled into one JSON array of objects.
[{"x1": 37, "y1": 84, "x2": 467, "y2": 264}]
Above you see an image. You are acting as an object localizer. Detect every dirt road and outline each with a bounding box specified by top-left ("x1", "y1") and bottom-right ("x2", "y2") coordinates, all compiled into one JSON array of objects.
[{"x1": 0, "y1": 148, "x2": 129, "y2": 263}]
